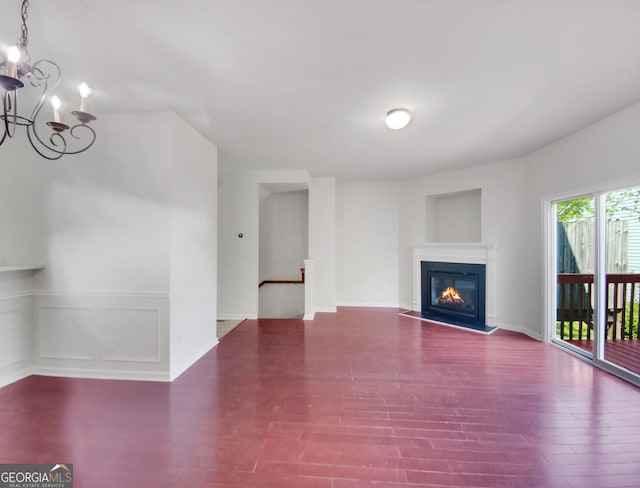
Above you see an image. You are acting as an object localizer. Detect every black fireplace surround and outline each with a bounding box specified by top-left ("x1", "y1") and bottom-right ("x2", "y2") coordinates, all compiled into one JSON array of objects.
[{"x1": 421, "y1": 261, "x2": 486, "y2": 329}]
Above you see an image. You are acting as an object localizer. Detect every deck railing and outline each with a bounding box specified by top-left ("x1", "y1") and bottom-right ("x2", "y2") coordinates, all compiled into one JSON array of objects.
[{"x1": 557, "y1": 273, "x2": 640, "y2": 340}]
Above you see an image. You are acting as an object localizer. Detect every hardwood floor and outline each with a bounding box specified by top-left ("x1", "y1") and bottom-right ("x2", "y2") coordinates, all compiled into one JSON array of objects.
[
  {"x1": 1, "y1": 307, "x2": 640, "y2": 487},
  {"x1": 566, "y1": 339, "x2": 640, "y2": 376}
]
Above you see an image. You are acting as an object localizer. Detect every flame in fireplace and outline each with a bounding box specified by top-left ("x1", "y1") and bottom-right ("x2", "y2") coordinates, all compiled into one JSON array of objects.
[{"x1": 438, "y1": 286, "x2": 464, "y2": 304}]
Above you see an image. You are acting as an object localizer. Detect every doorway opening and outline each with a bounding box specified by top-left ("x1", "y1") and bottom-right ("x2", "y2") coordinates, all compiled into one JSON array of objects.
[{"x1": 258, "y1": 184, "x2": 309, "y2": 318}]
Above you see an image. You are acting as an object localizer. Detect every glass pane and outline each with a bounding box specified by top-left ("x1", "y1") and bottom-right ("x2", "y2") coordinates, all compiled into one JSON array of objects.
[
  {"x1": 556, "y1": 196, "x2": 595, "y2": 355},
  {"x1": 603, "y1": 187, "x2": 640, "y2": 375},
  {"x1": 431, "y1": 275, "x2": 477, "y2": 314}
]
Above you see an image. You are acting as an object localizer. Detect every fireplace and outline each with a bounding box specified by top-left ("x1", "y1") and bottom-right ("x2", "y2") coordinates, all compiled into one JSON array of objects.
[{"x1": 421, "y1": 261, "x2": 486, "y2": 329}]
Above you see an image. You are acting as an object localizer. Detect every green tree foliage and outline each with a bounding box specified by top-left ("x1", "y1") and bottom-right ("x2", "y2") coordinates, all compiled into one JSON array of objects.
[{"x1": 557, "y1": 190, "x2": 640, "y2": 222}]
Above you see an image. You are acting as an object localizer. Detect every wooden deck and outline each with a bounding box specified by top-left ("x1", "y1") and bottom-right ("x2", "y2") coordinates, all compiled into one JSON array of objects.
[{"x1": 565, "y1": 338, "x2": 640, "y2": 375}]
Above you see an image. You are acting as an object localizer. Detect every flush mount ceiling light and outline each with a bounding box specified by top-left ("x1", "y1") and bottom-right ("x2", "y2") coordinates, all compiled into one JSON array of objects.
[
  {"x1": 384, "y1": 108, "x2": 411, "y2": 130},
  {"x1": 0, "y1": 0, "x2": 96, "y2": 159}
]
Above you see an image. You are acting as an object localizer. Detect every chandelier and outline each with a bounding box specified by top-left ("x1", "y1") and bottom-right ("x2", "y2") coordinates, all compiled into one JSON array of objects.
[{"x1": 0, "y1": 0, "x2": 96, "y2": 160}]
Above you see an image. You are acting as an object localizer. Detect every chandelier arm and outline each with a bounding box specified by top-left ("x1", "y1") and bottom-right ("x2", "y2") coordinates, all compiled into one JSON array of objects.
[
  {"x1": 2, "y1": 2, "x2": 97, "y2": 159},
  {"x1": 26, "y1": 125, "x2": 64, "y2": 160},
  {"x1": 63, "y1": 123, "x2": 96, "y2": 155},
  {"x1": 28, "y1": 60, "x2": 60, "y2": 114}
]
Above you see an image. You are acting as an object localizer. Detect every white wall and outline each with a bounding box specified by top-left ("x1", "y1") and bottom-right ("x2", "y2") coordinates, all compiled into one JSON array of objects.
[
  {"x1": 218, "y1": 170, "x2": 336, "y2": 318},
  {"x1": 168, "y1": 114, "x2": 218, "y2": 380},
  {"x1": 309, "y1": 177, "x2": 336, "y2": 312},
  {"x1": 523, "y1": 100, "x2": 640, "y2": 339},
  {"x1": 32, "y1": 112, "x2": 173, "y2": 381},
  {"x1": 259, "y1": 190, "x2": 308, "y2": 282},
  {"x1": 0, "y1": 111, "x2": 220, "y2": 385},
  {"x1": 399, "y1": 158, "x2": 531, "y2": 335},
  {"x1": 432, "y1": 189, "x2": 482, "y2": 243},
  {"x1": 336, "y1": 182, "x2": 400, "y2": 307},
  {"x1": 216, "y1": 169, "x2": 260, "y2": 319},
  {"x1": 0, "y1": 131, "x2": 45, "y2": 387},
  {"x1": 0, "y1": 136, "x2": 46, "y2": 267}
]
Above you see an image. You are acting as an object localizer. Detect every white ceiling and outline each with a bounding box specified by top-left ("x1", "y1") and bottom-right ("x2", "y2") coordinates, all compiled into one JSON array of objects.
[{"x1": 3, "y1": 0, "x2": 640, "y2": 180}]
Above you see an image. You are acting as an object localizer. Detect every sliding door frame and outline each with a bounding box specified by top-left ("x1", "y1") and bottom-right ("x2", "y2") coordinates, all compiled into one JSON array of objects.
[{"x1": 545, "y1": 188, "x2": 640, "y2": 387}]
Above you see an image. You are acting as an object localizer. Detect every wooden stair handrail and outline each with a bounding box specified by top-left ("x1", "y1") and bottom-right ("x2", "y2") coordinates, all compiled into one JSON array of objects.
[{"x1": 259, "y1": 268, "x2": 305, "y2": 288}]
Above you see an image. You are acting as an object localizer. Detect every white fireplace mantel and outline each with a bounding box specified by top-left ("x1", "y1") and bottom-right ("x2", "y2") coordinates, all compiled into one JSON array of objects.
[{"x1": 412, "y1": 242, "x2": 496, "y2": 326}]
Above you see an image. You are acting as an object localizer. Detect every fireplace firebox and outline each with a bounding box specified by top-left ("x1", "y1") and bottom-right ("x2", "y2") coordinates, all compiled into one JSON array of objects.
[{"x1": 421, "y1": 261, "x2": 486, "y2": 329}]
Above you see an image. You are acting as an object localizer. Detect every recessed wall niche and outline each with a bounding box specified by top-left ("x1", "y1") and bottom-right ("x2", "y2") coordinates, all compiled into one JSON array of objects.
[{"x1": 425, "y1": 189, "x2": 481, "y2": 243}]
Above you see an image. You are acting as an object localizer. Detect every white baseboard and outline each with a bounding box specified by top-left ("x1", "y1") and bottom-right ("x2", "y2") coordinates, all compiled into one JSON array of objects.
[
  {"x1": 217, "y1": 314, "x2": 257, "y2": 320},
  {"x1": 0, "y1": 366, "x2": 34, "y2": 389},
  {"x1": 314, "y1": 306, "x2": 337, "y2": 313},
  {"x1": 336, "y1": 302, "x2": 401, "y2": 308},
  {"x1": 32, "y1": 366, "x2": 172, "y2": 382},
  {"x1": 303, "y1": 311, "x2": 316, "y2": 321},
  {"x1": 495, "y1": 321, "x2": 543, "y2": 341},
  {"x1": 170, "y1": 338, "x2": 219, "y2": 381}
]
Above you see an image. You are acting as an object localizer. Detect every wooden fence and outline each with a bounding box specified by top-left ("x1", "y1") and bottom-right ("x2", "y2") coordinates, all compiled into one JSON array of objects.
[{"x1": 558, "y1": 221, "x2": 627, "y2": 274}]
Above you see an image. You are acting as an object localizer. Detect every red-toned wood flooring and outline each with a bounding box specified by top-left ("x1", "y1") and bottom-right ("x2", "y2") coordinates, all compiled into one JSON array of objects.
[
  {"x1": 566, "y1": 339, "x2": 640, "y2": 376},
  {"x1": 1, "y1": 307, "x2": 640, "y2": 487}
]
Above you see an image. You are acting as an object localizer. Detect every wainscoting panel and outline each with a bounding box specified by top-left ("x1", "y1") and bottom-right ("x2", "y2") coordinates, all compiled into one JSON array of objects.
[
  {"x1": 0, "y1": 308, "x2": 22, "y2": 368},
  {"x1": 0, "y1": 269, "x2": 38, "y2": 388},
  {"x1": 38, "y1": 306, "x2": 95, "y2": 360},
  {"x1": 34, "y1": 293, "x2": 170, "y2": 381},
  {"x1": 103, "y1": 307, "x2": 161, "y2": 363}
]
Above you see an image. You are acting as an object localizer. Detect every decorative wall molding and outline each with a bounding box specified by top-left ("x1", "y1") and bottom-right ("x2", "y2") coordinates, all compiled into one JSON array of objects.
[
  {"x1": 494, "y1": 321, "x2": 543, "y2": 341},
  {"x1": 0, "y1": 367, "x2": 34, "y2": 389},
  {"x1": 34, "y1": 292, "x2": 170, "y2": 378},
  {"x1": 217, "y1": 314, "x2": 252, "y2": 321},
  {"x1": 32, "y1": 366, "x2": 171, "y2": 383},
  {"x1": 0, "y1": 265, "x2": 45, "y2": 273},
  {"x1": 315, "y1": 306, "x2": 337, "y2": 313},
  {"x1": 0, "y1": 308, "x2": 22, "y2": 367},
  {"x1": 32, "y1": 290, "x2": 170, "y2": 299},
  {"x1": 102, "y1": 307, "x2": 161, "y2": 363},
  {"x1": 336, "y1": 301, "x2": 401, "y2": 308},
  {"x1": 38, "y1": 305, "x2": 95, "y2": 360},
  {"x1": 0, "y1": 291, "x2": 33, "y2": 301}
]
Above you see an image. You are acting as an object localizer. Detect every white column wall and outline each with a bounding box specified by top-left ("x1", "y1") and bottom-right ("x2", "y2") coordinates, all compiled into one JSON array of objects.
[
  {"x1": 309, "y1": 177, "x2": 336, "y2": 312},
  {"x1": 336, "y1": 181, "x2": 400, "y2": 307},
  {"x1": 217, "y1": 168, "x2": 260, "y2": 319},
  {"x1": 168, "y1": 113, "x2": 218, "y2": 380},
  {"x1": 0, "y1": 130, "x2": 45, "y2": 387}
]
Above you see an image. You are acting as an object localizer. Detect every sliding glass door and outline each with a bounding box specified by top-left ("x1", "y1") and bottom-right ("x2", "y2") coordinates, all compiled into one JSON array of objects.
[
  {"x1": 551, "y1": 188, "x2": 640, "y2": 385},
  {"x1": 602, "y1": 188, "x2": 640, "y2": 377},
  {"x1": 554, "y1": 196, "x2": 595, "y2": 357}
]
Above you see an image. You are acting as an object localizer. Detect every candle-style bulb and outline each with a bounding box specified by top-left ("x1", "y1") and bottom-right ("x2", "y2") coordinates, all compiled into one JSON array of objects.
[
  {"x1": 6, "y1": 46, "x2": 20, "y2": 78},
  {"x1": 51, "y1": 96, "x2": 62, "y2": 123},
  {"x1": 7, "y1": 46, "x2": 20, "y2": 63},
  {"x1": 78, "y1": 82, "x2": 91, "y2": 112}
]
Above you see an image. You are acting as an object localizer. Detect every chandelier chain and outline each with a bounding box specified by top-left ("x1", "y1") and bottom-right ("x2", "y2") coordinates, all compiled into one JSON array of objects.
[{"x1": 18, "y1": 0, "x2": 30, "y2": 51}]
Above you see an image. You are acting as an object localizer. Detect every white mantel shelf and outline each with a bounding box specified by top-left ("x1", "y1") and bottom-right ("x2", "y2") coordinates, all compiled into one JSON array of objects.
[
  {"x1": 412, "y1": 242, "x2": 496, "y2": 326},
  {"x1": 0, "y1": 265, "x2": 45, "y2": 273}
]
